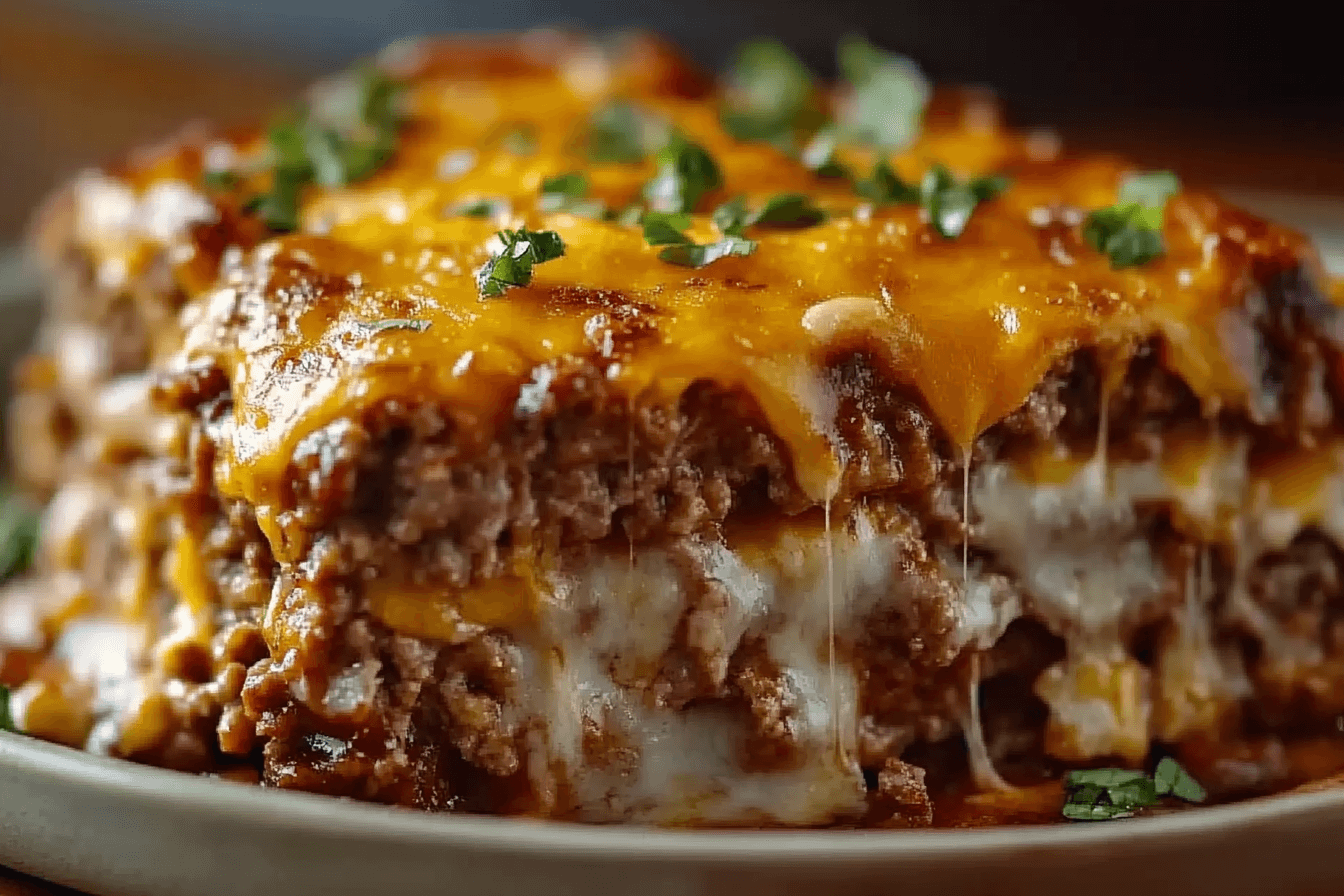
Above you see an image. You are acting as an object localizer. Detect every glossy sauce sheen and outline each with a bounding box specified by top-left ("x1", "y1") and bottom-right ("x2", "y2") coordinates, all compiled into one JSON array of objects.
[{"x1": 82, "y1": 35, "x2": 1324, "y2": 526}]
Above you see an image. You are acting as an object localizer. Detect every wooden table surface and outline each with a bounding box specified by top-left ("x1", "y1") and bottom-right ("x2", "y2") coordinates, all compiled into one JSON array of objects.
[{"x1": 3, "y1": 1, "x2": 1344, "y2": 894}]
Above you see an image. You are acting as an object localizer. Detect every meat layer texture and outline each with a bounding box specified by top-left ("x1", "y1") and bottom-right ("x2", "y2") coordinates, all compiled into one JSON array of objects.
[{"x1": 4, "y1": 32, "x2": 1344, "y2": 826}]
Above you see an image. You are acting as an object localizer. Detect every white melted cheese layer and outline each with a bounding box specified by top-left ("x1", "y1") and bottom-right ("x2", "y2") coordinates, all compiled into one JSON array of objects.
[
  {"x1": 974, "y1": 442, "x2": 1344, "y2": 764},
  {"x1": 526, "y1": 507, "x2": 955, "y2": 825}
]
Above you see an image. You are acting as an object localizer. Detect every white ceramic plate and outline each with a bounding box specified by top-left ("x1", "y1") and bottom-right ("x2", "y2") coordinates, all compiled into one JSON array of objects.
[{"x1": 2, "y1": 195, "x2": 1343, "y2": 896}]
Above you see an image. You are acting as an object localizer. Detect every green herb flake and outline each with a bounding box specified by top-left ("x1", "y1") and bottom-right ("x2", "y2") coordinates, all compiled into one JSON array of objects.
[
  {"x1": 538, "y1": 172, "x2": 607, "y2": 218},
  {"x1": 241, "y1": 67, "x2": 406, "y2": 232},
  {"x1": 719, "y1": 39, "x2": 817, "y2": 144},
  {"x1": 835, "y1": 35, "x2": 930, "y2": 151},
  {"x1": 585, "y1": 101, "x2": 666, "y2": 164},
  {"x1": 499, "y1": 124, "x2": 538, "y2": 156},
  {"x1": 800, "y1": 129, "x2": 852, "y2": 180},
  {"x1": 245, "y1": 167, "x2": 305, "y2": 232},
  {"x1": 357, "y1": 318, "x2": 431, "y2": 335},
  {"x1": 449, "y1": 197, "x2": 511, "y2": 219},
  {"x1": 540, "y1": 172, "x2": 588, "y2": 205},
  {"x1": 856, "y1": 160, "x2": 920, "y2": 204},
  {"x1": 1082, "y1": 170, "x2": 1180, "y2": 269},
  {"x1": 0, "y1": 490, "x2": 37, "y2": 584},
  {"x1": 613, "y1": 205, "x2": 646, "y2": 227},
  {"x1": 657, "y1": 236, "x2": 757, "y2": 268},
  {"x1": 201, "y1": 169, "x2": 240, "y2": 191},
  {"x1": 641, "y1": 211, "x2": 694, "y2": 246},
  {"x1": 1154, "y1": 757, "x2": 1207, "y2": 803},
  {"x1": 1062, "y1": 761, "x2": 1205, "y2": 822},
  {"x1": 0, "y1": 684, "x2": 14, "y2": 734},
  {"x1": 751, "y1": 193, "x2": 826, "y2": 229},
  {"x1": 712, "y1": 194, "x2": 825, "y2": 238},
  {"x1": 476, "y1": 228, "x2": 566, "y2": 298},
  {"x1": 643, "y1": 134, "x2": 723, "y2": 214},
  {"x1": 712, "y1": 197, "x2": 750, "y2": 237},
  {"x1": 1062, "y1": 769, "x2": 1158, "y2": 822},
  {"x1": 919, "y1": 164, "x2": 1011, "y2": 239}
]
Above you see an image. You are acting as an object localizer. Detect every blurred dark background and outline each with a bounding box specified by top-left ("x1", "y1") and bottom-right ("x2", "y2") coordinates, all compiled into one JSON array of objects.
[{"x1": 2, "y1": 0, "x2": 1342, "y2": 243}]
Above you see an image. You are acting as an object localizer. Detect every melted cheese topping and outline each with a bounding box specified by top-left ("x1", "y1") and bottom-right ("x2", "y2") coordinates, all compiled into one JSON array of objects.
[{"x1": 63, "y1": 35, "x2": 1320, "y2": 524}]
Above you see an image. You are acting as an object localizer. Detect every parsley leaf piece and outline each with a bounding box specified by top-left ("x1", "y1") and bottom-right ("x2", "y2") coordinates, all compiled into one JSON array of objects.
[
  {"x1": 450, "y1": 197, "x2": 511, "y2": 219},
  {"x1": 641, "y1": 211, "x2": 694, "y2": 246},
  {"x1": 202, "y1": 169, "x2": 240, "y2": 191},
  {"x1": 1062, "y1": 769, "x2": 1159, "y2": 822},
  {"x1": 657, "y1": 236, "x2": 757, "y2": 268},
  {"x1": 499, "y1": 124, "x2": 538, "y2": 156},
  {"x1": 613, "y1": 204, "x2": 646, "y2": 227},
  {"x1": 751, "y1": 193, "x2": 826, "y2": 228},
  {"x1": 539, "y1": 171, "x2": 590, "y2": 210},
  {"x1": 358, "y1": 318, "x2": 431, "y2": 334},
  {"x1": 538, "y1": 172, "x2": 607, "y2": 218},
  {"x1": 712, "y1": 193, "x2": 827, "y2": 238},
  {"x1": 712, "y1": 197, "x2": 750, "y2": 237},
  {"x1": 1083, "y1": 212, "x2": 1166, "y2": 268},
  {"x1": 1082, "y1": 170, "x2": 1181, "y2": 269},
  {"x1": 0, "y1": 490, "x2": 38, "y2": 583},
  {"x1": 1065, "y1": 768, "x2": 1152, "y2": 789},
  {"x1": 643, "y1": 133, "x2": 723, "y2": 214},
  {"x1": 835, "y1": 35, "x2": 931, "y2": 151},
  {"x1": 1062, "y1": 783, "x2": 1144, "y2": 822},
  {"x1": 800, "y1": 129, "x2": 852, "y2": 179},
  {"x1": 356, "y1": 68, "x2": 402, "y2": 129},
  {"x1": 476, "y1": 228, "x2": 566, "y2": 298},
  {"x1": 1154, "y1": 757, "x2": 1207, "y2": 803},
  {"x1": 920, "y1": 163, "x2": 1011, "y2": 239},
  {"x1": 245, "y1": 166, "x2": 306, "y2": 232},
  {"x1": 585, "y1": 100, "x2": 666, "y2": 164},
  {"x1": 241, "y1": 67, "x2": 405, "y2": 232},
  {"x1": 1119, "y1": 170, "x2": 1181, "y2": 216},
  {"x1": 971, "y1": 173, "x2": 1013, "y2": 202},
  {"x1": 719, "y1": 39, "x2": 817, "y2": 144},
  {"x1": 0, "y1": 683, "x2": 14, "y2": 733},
  {"x1": 856, "y1": 160, "x2": 920, "y2": 204}
]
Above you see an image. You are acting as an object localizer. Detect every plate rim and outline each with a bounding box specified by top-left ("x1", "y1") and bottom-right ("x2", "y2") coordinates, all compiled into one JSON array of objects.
[{"x1": 6, "y1": 730, "x2": 1344, "y2": 862}]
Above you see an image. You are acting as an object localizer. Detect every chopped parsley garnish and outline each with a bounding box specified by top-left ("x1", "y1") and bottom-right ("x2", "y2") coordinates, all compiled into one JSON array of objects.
[
  {"x1": 449, "y1": 197, "x2": 511, "y2": 219},
  {"x1": 201, "y1": 169, "x2": 240, "y2": 191},
  {"x1": 230, "y1": 66, "x2": 404, "y2": 231},
  {"x1": 1153, "y1": 755, "x2": 1207, "y2": 803},
  {"x1": 641, "y1": 211, "x2": 694, "y2": 246},
  {"x1": 539, "y1": 172, "x2": 607, "y2": 218},
  {"x1": 357, "y1": 318, "x2": 431, "y2": 334},
  {"x1": 657, "y1": 236, "x2": 757, "y2": 268},
  {"x1": 798, "y1": 130, "x2": 848, "y2": 179},
  {"x1": 643, "y1": 133, "x2": 723, "y2": 214},
  {"x1": 0, "y1": 684, "x2": 14, "y2": 733},
  {"x1": 640, "y1": 210, "x2": 756, "y2": 268},
  {"x1": 0, "y1": 489, "x2": 38, "y2": 583},
  {"x1": 719, "y1": 39, "x2": 819, "y2": 145},
  {"x1": 919, "y1": 163, "x2": 1011, "y2": 239},
  {"x1": 585, "y1": 100, "x2": 667, "y2": 164},
  {"x1": 713, "y1": 194, "x2": 825, "y2": 236},
  {"x1": 613, "y1": 205, "x2": 645, "y2": 227},
  {"x1": 1062, "y1": 758, "x2": 1205, "y2": 821},
  {"x1": 499, "y1": 123, "x2": 538, "y2": 156},
  {"x1": 476, "y1": 228, "x2": 566, "y2": 297},
  {"x1": 1082, "y1": 170, "x2": 1181, "y2": 269},
  {"x1": 855, "y1": 160, "x2": 919, "y2": 204},
  {"x1": 750, "y1": 192, "x2": 827, "y2": 228},
  {"x1": 848, "y1": 161, "x2": 1009, "y2": 237},
  {"x1": 835, "y1": 35, "x2": 930, "y2": 151},
  {"x1": 711, "y1": 197, "x2": 749, "y2": 236}
]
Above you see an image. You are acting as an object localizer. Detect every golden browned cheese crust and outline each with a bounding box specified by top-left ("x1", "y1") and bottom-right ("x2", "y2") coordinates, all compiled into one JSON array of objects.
[{"x1": 5, "y1": 32, "x2": 1344, "y2": 826}]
